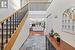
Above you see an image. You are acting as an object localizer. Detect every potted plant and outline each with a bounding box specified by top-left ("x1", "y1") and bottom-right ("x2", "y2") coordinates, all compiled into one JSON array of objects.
[
  {"x1": 54, "y1": 33, "x2": 60, "y2": 45},
  {"x1": 54, "y1": 32, "x2": 58, "y2": 38},
  {"x1": 56, "y1": 36, "x2": 60, "y2": 45},
  {"x1": 49, "y1": 29, "x2": 54, "y2": 37}
]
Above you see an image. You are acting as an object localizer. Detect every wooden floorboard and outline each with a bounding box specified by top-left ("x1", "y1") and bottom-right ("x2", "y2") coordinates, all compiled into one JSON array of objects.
[{"x1": 29, "y1": 30, "x2": 44, "y2": 37}]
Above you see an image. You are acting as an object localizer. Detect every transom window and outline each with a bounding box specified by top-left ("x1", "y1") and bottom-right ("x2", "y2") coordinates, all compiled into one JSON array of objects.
[{"x1": 0, "y1": 0, "x2": 8, "y2": 8}]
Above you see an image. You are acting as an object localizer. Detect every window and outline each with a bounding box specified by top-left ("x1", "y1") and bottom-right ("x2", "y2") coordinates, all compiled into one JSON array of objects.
[
  {"x1": 62, "y1": 7, "x2": 75, "y2": 35},
  {"x1": 0, "y1": 0, "x2": 8, "y2": 8}
]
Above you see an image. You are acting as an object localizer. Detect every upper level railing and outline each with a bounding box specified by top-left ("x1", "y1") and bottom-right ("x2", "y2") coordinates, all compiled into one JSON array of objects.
[{"x1": 0, "y1": 3, "x2": 28, "y2": 50}]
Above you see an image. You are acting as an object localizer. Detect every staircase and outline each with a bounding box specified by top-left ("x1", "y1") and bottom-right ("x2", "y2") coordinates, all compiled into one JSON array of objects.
[{"x1": 0, "y1": 4, "x2": 28, "y2": 50}]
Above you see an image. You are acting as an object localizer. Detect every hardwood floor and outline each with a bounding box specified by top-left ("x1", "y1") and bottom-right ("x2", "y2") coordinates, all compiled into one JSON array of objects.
[{"x1": 29, "y1": 31, "x2": 44, "y2": 37}]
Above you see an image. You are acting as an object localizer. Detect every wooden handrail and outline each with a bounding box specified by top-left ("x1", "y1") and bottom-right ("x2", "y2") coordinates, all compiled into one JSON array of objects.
[{"x1": 4, "y1": 13, "x2": 28, "y2": 50}]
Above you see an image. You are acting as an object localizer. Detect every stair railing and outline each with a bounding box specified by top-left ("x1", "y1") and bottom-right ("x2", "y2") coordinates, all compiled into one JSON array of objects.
[{"x1": 0, "y1": 3, "x2": 28, "y2": 50}]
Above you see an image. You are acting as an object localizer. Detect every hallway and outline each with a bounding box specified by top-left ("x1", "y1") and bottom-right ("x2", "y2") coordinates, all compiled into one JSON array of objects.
[
  {"x1": 20, "y1": 36, "x2": 46, "y2": 50},
  {"x1": 19, "y1": 30, "x2": 46, "y2": 50}
]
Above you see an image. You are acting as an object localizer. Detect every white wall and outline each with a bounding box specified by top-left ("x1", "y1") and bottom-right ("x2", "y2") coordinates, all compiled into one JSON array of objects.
[
  {"x1": 45, "y1": 15, "x2": 52, "y2": 33},
  {"x1": 0, "y1": 0, "x2": 28, "y2": 20},
  {"x1": 0, "y1": 0, "x2": 15, "y2": 20},
  {"x1": 28, "y1": 11, "x2": 46, "y2": 18},
  {"x1": 9, "y1": 0, "x2": 21, "y2": 10},
  {"x1": 11, "y1": 16, "x2": 30, "y2": 50},
  {"x1": 28, "y1": 0, "x2": 49, "y2": 2},
  {"x1": 47, "y1": 0, "x2": 75, "y2": 48},
  {"x1": 21, "y1": 0, "x2": 28, "y2": 7}
]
